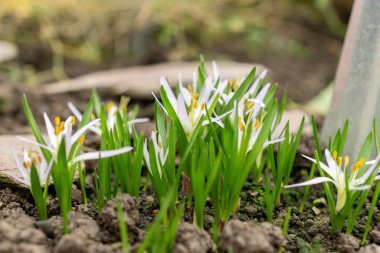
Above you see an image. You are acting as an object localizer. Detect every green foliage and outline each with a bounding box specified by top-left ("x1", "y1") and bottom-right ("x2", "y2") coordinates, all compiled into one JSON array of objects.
[
  {"x1": 265, "y1": 117, "x2": 304, "y2": 222},
  {"x1": 30, "y1": 163, "x2": 47, "y2": 220}
]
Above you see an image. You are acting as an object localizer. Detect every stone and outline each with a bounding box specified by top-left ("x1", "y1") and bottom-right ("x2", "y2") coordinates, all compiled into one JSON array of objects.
[
  {"x1": 173, "y1": 223, "x2": 216, "y2": 253},
  {"x1": 98, "y1": 194, "x2": 143, "y2": 244},
  {"x1": 0, "y1": 135, "x2": 41, "y2": 188},
  {"x1": 370, "y1": 229, "x2": 380, "y2": 244},
  {"x1": 0, "y1": 212, "x2": 48, "y2": 253},
  {"x1": 0, "y1": 41, "x2": 18, "y2": 62},
  {"x1": 40, "y1": 61, "x2": 266, "y2": 98},
  {"x1": 219, "y1": 220, "x2": 283, "y2": 253},
  {"x1": 358, "y1": 244, "x2": 380, "y2": 253},
  {"x1": 336, "y1": 233, "x2": 360, "y2": 253}
]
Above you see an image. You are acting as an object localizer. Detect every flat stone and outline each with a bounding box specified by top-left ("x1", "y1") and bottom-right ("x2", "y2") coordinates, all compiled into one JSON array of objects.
[
  {"x1": 0, "y1": 135, "x2": 41, "y2": 188},
  {"x1": 40, "y1": 61, "x2": 266, "y2": 98},
  {"x1": 278, "y1": 109, "x2": 312, "y2": 136},
  {"x1": 0, "y1": 41, "x2": 18, "y2": 63}
]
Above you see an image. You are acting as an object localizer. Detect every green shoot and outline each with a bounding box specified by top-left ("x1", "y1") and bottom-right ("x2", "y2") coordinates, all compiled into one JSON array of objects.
[{"x1": 117, "y1": 200, "x2": 130, "y2": 253}]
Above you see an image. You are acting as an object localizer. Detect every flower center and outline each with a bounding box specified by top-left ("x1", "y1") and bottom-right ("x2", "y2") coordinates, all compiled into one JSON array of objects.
[
  {"x1": 54, "y1": 116, "x2": 76, "y2": 136},
  {"x1": 106, "y1": 102, "x2": 115, "y2": 113}
]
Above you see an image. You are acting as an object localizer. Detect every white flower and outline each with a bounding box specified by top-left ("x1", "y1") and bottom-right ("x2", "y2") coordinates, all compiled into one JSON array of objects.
[
  {"x1": 156, "y1": 76, "x2": 227, "y2": 138},
  {"x1": 68, "y1": 101, "x2": 149, "y2": 136},
  {"x1": 13, "y1": 150, "x2": 52, "y2": 187},
  {"x1": 211, "y1": 61, "x2": 270, "y2": 106},
  {"x1": 143, "y1": 131, "x2": 168, "y2": 178},
  {"x1": 285, "y1": 149, "x2": 380, "y2": 212},
  {"x1": 18, "y1": 113, "x2": 133, "y2": 166},
  {"x1": 232, "y1": 98, "x2": 283, "y2": 153}
]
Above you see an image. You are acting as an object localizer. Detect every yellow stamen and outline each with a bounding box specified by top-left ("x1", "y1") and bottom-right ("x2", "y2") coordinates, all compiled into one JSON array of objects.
[
  {"x1": 332, "y1": 150, "x2": 338, "y2": 161},
  {"x1": 337, "y1": 157, "x2": 342, "y2": 167},
  {"x1": 158, "y1": 141, "x2": 163, "y2": 149},
  {"x1": 193, "y1": 100, "x2": 199, "y2": 109},
  {"x1": 55, "y1": 116, "x2": 61, "y2": 126},
  {"x1": 71, "y1": 116, "x2": 76, "y2": 125},
  {"x1": 201, "y1": 103, "x2": 205, "y2": 110},
  {"x1": 107, "y1": 102, "x2": 114, "y2": 113},
  {"x1": 247, "y1": 101, "x2": 254, "y2": 109},
  {"x1": 193, "y1": 93, "x2": 199, "y2": 99},
  {"x1": 55, "y1": 127, "x2": 60, "y2": 136},
  {"x1": 78, "y1": 136, "x2": 85, "y2": 144},
  {"x1": 59, "y1": 122, "x2": 64, "y2": 131},
  {"x1": 23, "y1": 161, "x2": 30, "y2": 169},
  {"x1": 37, "y1": 156, "x2": 42, "y2": 164},
  {"x1": 353, "y1": 164, "x2": 359, "y2": 171},
  {"x1": 344, "y1": 156, "x2": 349, "y2": 167},
  {"x1": 32, "y1": 157, "x2": 38, "y2": 164},
  {"x1": 123, "y1": 105, "x2": 127, "y2": 112},
  {"x1": 238, "y1": 117, "x2": 245, "y2": 131},
  {"x1": 91, "y1": 113, "x2": 96, "y2": 120},
  {"x1": 228, "y1": 80, "x2": 233, "y2": 87},
  {"x1": 254, "y1": 120, "x2": 261, "y2": 130},
  {"x1": 233, "y1": 82, "x2": 239, "y2": 92},
  {"x1": 187, "y1": 84, "x2": 193, "y2": 93},
  {"x1": 358, "y1": 157, "x2": 365, "y2": 167}
]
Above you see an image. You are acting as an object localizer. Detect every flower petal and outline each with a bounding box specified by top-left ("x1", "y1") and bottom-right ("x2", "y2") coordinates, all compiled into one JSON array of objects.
[
  {"x1": 67, "y1": 102, "x2": 83, "y2": 121},
  {"x1": 212, "y1": 61, "x2": 220, "y2": 81},
  {"x1": 160, "y1": 76, "x2": 177, "y2": 109},
  {"x1": 128, "y1": 118, "x2": 150, "y2": 126},
  {"x1": 350, "y1": 185, "x2": 371, "y2": 190},
  {"x1": 71, "y1": 146, "x2": 133, "y2": 164},
  {"x1": 302, "y1": 153, "x2": 337, "y2": 179},
  {"x1": 16, "y1": 136, "x2": 55, "y2": 153},
  {"x1": 352, "y1": 153, "x2": 380, "y2": 186},
  {"x1": 284, "y1": 177, "x2": 334, "y2": 188},
  {"x1": 177, "y1": 93, "x2": 193, "y2": 134},
  {"x1": 151, "y1": 92, "x2": 168, "y2": 115},
  {"x1": 71, "y1": 119, "x2": 100, "y2": 143},
  {"x1": 44, "y1": 113, "x2": 57, "y2": 149},
  {"x1": 247, "y1": 69, "x2": 268, "y2": 95}
]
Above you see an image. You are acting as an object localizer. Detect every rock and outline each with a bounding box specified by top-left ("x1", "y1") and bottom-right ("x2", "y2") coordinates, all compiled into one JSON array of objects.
[
  {"x1": 358, "y1": 244, "x2": 380, "y2": 253},
  {"x1": 173, "y1": 223, "x2": 216, "y2": 253},
  {"x1": 40, "y1": 61, "x2": 266, "y2": 98},
  {"x1": 98, "y1": 194, "x2": 143, "y2": 244},
  {"x1": 0, "y1": 41, "x2": 18, "y2": 62},
  {"x1": 0, "y1": 212, "x2": 48, "y2": 253},
  {"x1": 219, "y1": 220, "x2": 284, "y2": 253},
  {"x1": 337, "y1": 233, "x2": 360, "y2": 253},
  {"x1": 370, "y1": 229, "x2": 380, "y2": 244},
  {"x1": 55, "y1": 234, "x2": 89, "y2": 253},
  {"x1": 0, "y1": 135, "x2": 42, "y2": 188},
  {"x1": 40, "y1": 211, "x2": 100, "y2": 241}
]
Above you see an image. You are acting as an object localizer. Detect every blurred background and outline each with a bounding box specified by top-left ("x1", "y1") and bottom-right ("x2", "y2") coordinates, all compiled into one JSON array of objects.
[{"x1": 0, "y1": 0, "x2": 353, "y2": 133}]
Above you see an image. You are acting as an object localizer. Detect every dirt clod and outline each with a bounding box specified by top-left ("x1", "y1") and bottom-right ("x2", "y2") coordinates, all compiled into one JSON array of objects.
[
  {"x1": 0, "y1": 211, "x2": 48, "y2": 253},
  {"x1": 337, "y1": 233, "x2": 360, "y2": 253},
  {"x1": 219, "y1": 220, "x2": 283, "y2": 253},
  {"x1": 358, "y1": 244, "x2": 380, "y2": 253},
  {"x1": 98, "y1": 194, "x2": 143, "y2": 244},
  {"x1": 370, "y1": 228, "x2": 380, "y2": 245},
  {"x1": 173, "y1": 223, "x2": 215, "y2": 253}
]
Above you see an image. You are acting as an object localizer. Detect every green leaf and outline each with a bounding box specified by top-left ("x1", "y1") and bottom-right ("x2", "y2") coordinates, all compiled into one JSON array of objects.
[
  {"x1": 222, "y1": 67, "x2": 256, "y2": 114},
  {"x1": 30, "y1": 164, "x2": 47, "y2": 220},
  {"x1": 22, "y1": 95, "x2": 51, "y2": 162}
]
